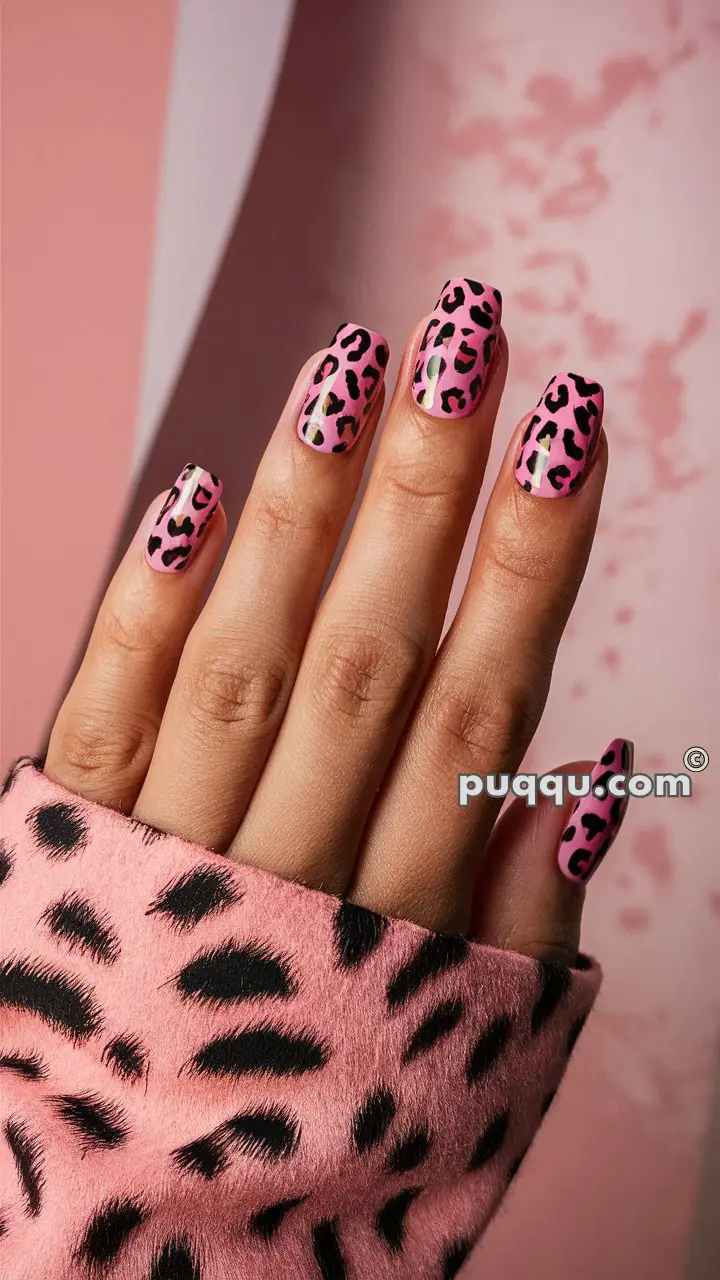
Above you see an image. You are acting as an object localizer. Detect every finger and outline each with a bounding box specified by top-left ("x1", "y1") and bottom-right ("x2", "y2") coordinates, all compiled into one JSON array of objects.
[
  {"x1": 133, "y1": 325, "x2": 389, "y2": 850},
  {"x1": 470, "y1": 742, "x2": 633, "y2": 964},
  {"x1": 232, "y1": 278, "x2": 505, "y2": 888},
  {"x1": 349, "y1": 372, "x2": 607, "y2": 932},
  {"x1": 44, "y1": 468, "x2": 226, "y2": 810}
]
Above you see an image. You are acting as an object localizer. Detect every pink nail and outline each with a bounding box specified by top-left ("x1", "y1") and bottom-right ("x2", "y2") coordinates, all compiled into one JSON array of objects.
[
  {"x1": 145, "y1": 464, "x2": 222, "y2": 573},
  {"x1": 557, "y1": 738, "x2": 634, "y2": 884},
  {"x1": 297, "y1": 324, "x2": 389, "y2": 454},
  {"x1": 411, "y1": 277, "x2": 502, "y2": 419},
  {"x1": 515, "y1": 373, "x2": 604, "y2": 498}
]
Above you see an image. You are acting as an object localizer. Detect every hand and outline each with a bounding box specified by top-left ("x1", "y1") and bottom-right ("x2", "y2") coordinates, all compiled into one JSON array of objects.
[{"x1": 43, "y1": 279, "x2": 630, "y2": 966}]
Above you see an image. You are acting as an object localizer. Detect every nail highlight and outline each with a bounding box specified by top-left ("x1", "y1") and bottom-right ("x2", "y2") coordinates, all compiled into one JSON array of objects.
[
  {"x1": 145, "y1": 464, "x2": 222, "y2": 573},
  {"x1": 557, "y1": 738, "x2": 634, "y2": 884},
  {"x1": 515, "y1": 372, "x2": 604, "y2": 498},
  {"x1": 411, "y1": 277, "x2": 502, "y2": 420},
  {"x1": 297, "y1": 323, "x2": 389, "y2": 453}
]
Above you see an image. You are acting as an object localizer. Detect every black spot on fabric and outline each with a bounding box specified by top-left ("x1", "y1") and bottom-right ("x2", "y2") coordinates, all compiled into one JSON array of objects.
[
  {"x1": 101, "y1": 1035, "x2": 147, "y2": 1084},
  {"x1": 189, "y1": 1022, "x2": 328, "y2": 1080},
  {"x1": 150, "y1": 1235, "x2": 201, "y2": 1280},
  {"x1": 50, "y1": 1092, "x2": 129, "y2": 1151},
  {"x1": 507, "y1": 1145, "x2": 530, "y2": 1183},
  {"x1": 173, "y1": 1132, "x2": 226, "y2": 1180},
  {"x1": 41, "y1": 892, "x2": 120, "y2": 965},
  {"x1": 129, "y1": 816, "x2": 167, "y2": 846},
  {"x1": 467, "y1": 1109, "x2": 510, "y2": 1171},
  {"x1": 0, "y1": 1214, "x2": 7, "y2": 1239},
  {"x1": 0, "y1": 956, "x2": 101, "y2": 1040},
  {"x1": 567, "y1": 373, "x2": 601, "y2": 398},
  {"x1": 75, "y1": 1197, "x2": 148, "y2": 1270},
  {"x1": 176, "y1": 940, "x2": 297, "y2": 1006},
  {"x1": 0, "y1": 840, "x2": 12, "y2": 886},
  {"x1": 4, "y1": 1118, "x2": 44, "y2": 1217},
  {"x1": 1, "y1": 756, "x2": 40, "y2": 798},
  {"x1": 333, "y1": 901, "x2": 388, "y2": 969},
  {"x1": 387, "y1": 933, "x2": 469, "y2": 1010},
  {"x1": 567, "y1": 1012, "x2": 588, "y2": 1055},
  {"x1": 442, "y1": 1237, "x2": 474, "y2": 1278},
  {"x1": 352, "y1": 1087, "x2": 396, "y2": 1153},
  {"x1": 580, "y1": 812, "x2": 607, "y2": 840},
  {"x1": 248, "y1": 1196, "x2": 307, "y2": 1241},
  {"x1": 174, "y1": 1105, "x2": 300, "y2": 1178},
  {"x1": 147, "y1": 866, "x2": 240, "y2": 931},
  {"x1": 402, "y1": 998, "x2": 464, "y2": 1063},
  {"x1": 376, "y1": 1187, "x2": 422, "y2": 1251},
  {"x1": 574, "y1": 953, "x2": 592, "y2": 971},
  {"x1": 28, "y1": 801, "x2": 88, "y2": 857},
  {"x1": 467, "y1": 1015, "x2": 512, "y2": 1085},
  {"x1": 386, "y1": 1124, "x2": 433, "y2": 1173},
  {"x1": 312, "y1": 1218, "x2": 346, "y2": 1280},
  {"x1": 541, "y1": 1089, "x2": 557, "y2": 1115},
  {"x1": 0, "y1": 1051, "x2": 48, "y2": 1081},
  {"x1": 532, "y1": 961, "x2": 572, "y2": 1034}
]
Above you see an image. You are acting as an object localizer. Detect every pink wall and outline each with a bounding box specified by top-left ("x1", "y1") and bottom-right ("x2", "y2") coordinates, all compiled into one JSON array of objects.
[{"x1": 2, "y1": 1, "x2": 719, "y2": 1276}]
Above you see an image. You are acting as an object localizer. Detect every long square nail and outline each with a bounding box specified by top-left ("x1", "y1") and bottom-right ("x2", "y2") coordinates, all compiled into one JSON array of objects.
[
  {"x1": 145, "y1": 464, "x2": 222, "y2": 572},
  {"x1": 515, "y1": 372, "x2": 604, "y2": 498},
  {"x1": 412, "y1": 277, "x2": 502, "y2": 419},
  {"x1": 297, "y1": 324, "x2": 389, "y2": 453}
]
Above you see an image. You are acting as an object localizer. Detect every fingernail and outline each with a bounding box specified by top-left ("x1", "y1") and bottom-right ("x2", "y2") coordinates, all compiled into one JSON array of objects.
[
  {"x1": 515, "y1": 372, "x2": 604, "y2": 498},
  {"x1": 411, "y1": 277, "x2": 502, "y2": 419},
  {"x1": 145, "y1": 464, "x2": 222, "y2": 573},
  {"x1": 558, "y1": 738, "x2": 634, "y2": 884},
  {"x1": 297, "y1": 323, "x2": 389, "y2": 453}
]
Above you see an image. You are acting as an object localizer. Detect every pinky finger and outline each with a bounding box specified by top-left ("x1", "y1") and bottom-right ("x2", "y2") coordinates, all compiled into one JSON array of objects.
[
  {"x1": 470, "y1": 742, "x2": 632, "y2": 965},
  {"x1": 44, "y1": 466, "x2": 226, "y2": 812}
]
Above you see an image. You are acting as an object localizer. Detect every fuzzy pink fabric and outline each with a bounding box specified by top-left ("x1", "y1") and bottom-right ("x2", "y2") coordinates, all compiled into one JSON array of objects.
[{"x1": 0, "y1": 758, "x2": 601, "y2": 1279}]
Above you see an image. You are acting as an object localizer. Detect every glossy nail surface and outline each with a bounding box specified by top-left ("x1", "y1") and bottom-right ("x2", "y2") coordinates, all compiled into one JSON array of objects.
[
  {"x1": 145, "y1": 464, "x2": 222, "y2": 573},
  {"x1": 515, "y1": 372, "x2": 604, "y2": 498},
  {"x1": 558, "y1": 738, "x2": 633, "y2": 884},
  {"x1": 411, "y1": 277, "x2": 502, "y2": 420},
  {"x1": 297, "y1": 323, "x2": 389, "y2": 453}
]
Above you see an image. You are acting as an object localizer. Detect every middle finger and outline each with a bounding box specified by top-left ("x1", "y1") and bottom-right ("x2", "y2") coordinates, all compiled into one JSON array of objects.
[{"x1": 232, "y1": 278, "x2": 505, "y2": 888}]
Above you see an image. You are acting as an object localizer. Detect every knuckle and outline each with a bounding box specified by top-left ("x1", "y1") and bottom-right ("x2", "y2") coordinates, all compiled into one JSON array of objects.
[
  {"x1": 99, "y1": 601, "x2": 168, "y2": 659},
  {"x1": 378, "y1": 422, "x2": 469, "y2": 518},
  {"x1": 252, "y1": 485, "x2": 335, "y2": 550},
  {"x1": 312, "y1": 623, "x2": 426, "y2": 724},
  {"x1": 429, "y1": 667, "x2": 544, "y2": 770},
  {"x1": 184, "y1": 640, "x2": 289, "y2": 734},
  {"x1": 51, "y1": 707, "x2": 154, "y2": 785},
  {"x1": 484, "y1": 502, "x2": 565, "y2": 589}
]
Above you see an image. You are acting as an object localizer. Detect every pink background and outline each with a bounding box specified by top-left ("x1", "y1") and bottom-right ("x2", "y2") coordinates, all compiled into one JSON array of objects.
[{"x1": 3, "y1": 1, "x2": 719, "y2": 1276}]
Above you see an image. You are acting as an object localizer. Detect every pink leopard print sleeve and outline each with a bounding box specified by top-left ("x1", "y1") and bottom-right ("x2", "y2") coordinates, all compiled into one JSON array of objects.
[{"x1": 0, "y1": 759, "x2": 601, "y2": 1280}]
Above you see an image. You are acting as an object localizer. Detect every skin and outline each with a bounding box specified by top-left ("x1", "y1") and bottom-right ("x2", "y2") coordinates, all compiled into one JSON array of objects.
[{"x1": 44, "y1": 315, "x2": 611, "y2": 966}]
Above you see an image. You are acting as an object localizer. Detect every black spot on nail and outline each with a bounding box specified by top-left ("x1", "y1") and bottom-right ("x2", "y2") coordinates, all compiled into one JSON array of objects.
[
  {"x1": 387, "y1": 933, "x2": 469, "y2": 1010},
  {"x1": 28, "y1": 802, "x2": 88, "y2": 857},
  {"x1": 42, "y1": 892, "x2": 120, "y2": 965},
  {"x1": 352, "y1": 1087, "x2": 396, "y2": 1153},
  {"x1": 333, "y1": 901, "x2": 388, "y2": 970},
  {"x1": 0, "y1": 956, "x2": 101, "y2": 1041},
  {"x1": 5, "y1": 1118, "x2": 44, "y2": 1216},
  {"x1": 147, "y1": 866, "x2": 240, "y2": 931}
]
